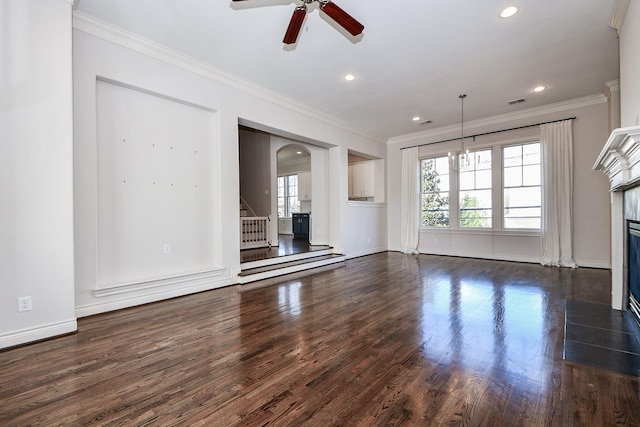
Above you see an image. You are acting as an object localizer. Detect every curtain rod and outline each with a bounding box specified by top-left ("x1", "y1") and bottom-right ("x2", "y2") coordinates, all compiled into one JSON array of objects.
[{"x1": 399, "y1": 117, "x2": 576, "y2": 150}]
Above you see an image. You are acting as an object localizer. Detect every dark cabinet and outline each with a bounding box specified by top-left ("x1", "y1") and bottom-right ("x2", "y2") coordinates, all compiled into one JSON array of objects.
[{"x1": 292, "y1": 213, "x2": 310, "y2": 239}]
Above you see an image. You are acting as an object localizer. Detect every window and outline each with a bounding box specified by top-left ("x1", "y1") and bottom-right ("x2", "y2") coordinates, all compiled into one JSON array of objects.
[
  {"x1": 421, "y1": 156, "x2": 450, "y2": 227},
  {"x1": 503, "y1": 143, "x2": 541, "y2": 229},
  {"x1": 459, "y1": 150, "x2": 492, "y2": 228},
  {"x1": 277, "y1": 174, "x2": 300, "y2": 218}
]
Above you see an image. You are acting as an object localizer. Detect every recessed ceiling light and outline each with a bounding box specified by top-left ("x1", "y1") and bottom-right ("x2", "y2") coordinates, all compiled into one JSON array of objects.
[
  {"x1": 344, "y1": 74, "x2": 356, "y2": 81},
  {"x1": 533, "y1": 85, "x2": 547, "y2": 92},
  {"x1": 412, "y1": 116, "x2": 421, "y2": 122},
  {"x1": 296, "y1": 151, "x2": 302, "y2": 154},
  {"x1": 500, "y1": 6, "x2": 518, "y2": 18}
]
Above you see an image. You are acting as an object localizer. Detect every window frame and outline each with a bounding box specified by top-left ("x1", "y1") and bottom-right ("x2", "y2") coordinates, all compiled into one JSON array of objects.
[
  {"x1": 502, "y1": 142, "x2": 542, "y2": 230},
  {"x1": 418, "y1": 139, "x2": 542, "y2": 233},
  {"x1": 458, "y1": 149, "x2": 493, "y2": 229},
  {"x1": 420, "y1": 155, "x2": 451, "y2": 228},
  {"x1": 277, "y1": 174, "x2": 300, "y2": 218}
]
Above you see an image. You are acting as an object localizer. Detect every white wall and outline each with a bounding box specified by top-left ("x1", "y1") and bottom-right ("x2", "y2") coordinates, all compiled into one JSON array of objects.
[
  {"x1": 387, "y1": 96, "x2": 612, "y2": 268},
  {"x1": 73, "y1": 14, "x2": 388, "y2": 317},
  {"x1": 620, "y1": 0, "x2": 640, "y2": 127},
  {"x1": 0, "y1": 0, "x2": 76, "y2": 348},
  {"x1": 239, "y1": 128, "x2": 271, "y2": 216}
]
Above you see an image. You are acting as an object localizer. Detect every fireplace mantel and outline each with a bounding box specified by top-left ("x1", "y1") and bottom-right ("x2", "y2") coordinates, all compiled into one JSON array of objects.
[
  {"x1": 594, "y1": 125, "x2": 640, "y2": 310},
  {"x1": 594, "y1": 125, "x2": 640, "y2": 191}
]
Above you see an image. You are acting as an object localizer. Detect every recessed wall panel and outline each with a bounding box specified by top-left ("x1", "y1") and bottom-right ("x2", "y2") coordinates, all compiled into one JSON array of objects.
[{"x1": 96, "y1": 80, "x2": 217, "y2": 286}]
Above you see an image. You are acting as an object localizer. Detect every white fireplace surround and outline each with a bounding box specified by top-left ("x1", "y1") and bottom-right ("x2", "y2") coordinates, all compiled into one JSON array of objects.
[{"x1": 594, "y1": 125, "x2": 640, "y2": 310}]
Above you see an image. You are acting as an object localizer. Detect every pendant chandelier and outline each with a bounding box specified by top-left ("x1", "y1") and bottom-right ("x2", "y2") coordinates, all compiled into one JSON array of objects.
[{"x1": 449, "y1": 94, "x2": 471, "y2": 172}]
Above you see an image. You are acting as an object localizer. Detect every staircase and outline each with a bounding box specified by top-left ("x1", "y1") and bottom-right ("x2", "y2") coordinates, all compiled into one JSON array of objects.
[{"x1": 238, "y1": 247, "x2": 346, "y2": 284}]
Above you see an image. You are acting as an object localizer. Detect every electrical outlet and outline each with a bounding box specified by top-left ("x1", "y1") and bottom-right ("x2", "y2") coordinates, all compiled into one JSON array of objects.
[
  {"x1": 18, "y1": 296, "x2": 32, "y2": 312},
  {"x1": 163, "y1": 243, "x2": 171, "y2": 254}
]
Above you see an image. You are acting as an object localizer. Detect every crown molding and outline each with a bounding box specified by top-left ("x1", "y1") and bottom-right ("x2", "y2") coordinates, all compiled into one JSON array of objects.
[
  {"x1": 387, "y1": 94, "x2": 607, "y2": 146},
  {"x1": 72, "y1": 11, "x2": 386, "y2": 145},
  {"x1": 611, "y1": 0, "x2": 629, "y2": 35}
]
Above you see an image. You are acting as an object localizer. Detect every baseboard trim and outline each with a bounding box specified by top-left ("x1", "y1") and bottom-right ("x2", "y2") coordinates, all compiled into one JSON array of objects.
[
  {"x1": 77, "y1": 274, "x2": 235, "y2": 318},
  {"x1": 575, "y1": 260, "x2": 611, "y2": 269},
  {"x1": 94, "y1": 267, "x2": 226, "y2": 297},
  {"x1": 418, "y1": 249, "x2": 542, "y2": 264},
  {"x1": 345, "y1": 247, "x2": 387, "y2": 260},
  {"x1": 0, "y1": 319, "x2": 77, "y2": 350}
]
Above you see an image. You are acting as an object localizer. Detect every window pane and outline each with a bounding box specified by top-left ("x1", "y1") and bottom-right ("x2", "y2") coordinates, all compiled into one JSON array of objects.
[
  {"x1": 462, "y1": 189, "x2": 492, "y2": 208},
  {"x1": 460, "y1": 212, "x2": 492, "y2": 228},
  {"x1": 476, "y1": 150, "x2": 492, "y2": 170},
  {"x1": 460, "y1": 189, "x2": 492, "y2": 228},
  {"x1": 504, "y1": 187, "x2": 541, "y2": 208},
  {"x1": 277, "y1": 199, "x2": 285, "y2": 217},
  {"x1": 503, "y1": 142, "x2": 541, "y2": 229},
  {"x1": 522, "y1": 143, "x2": 540, "y2": 165},
  {"x1": 522, "y1": 165, "x2": 540, "y2": 186},
  {"x1": 434, "y1": 157, "x2": 450, "y2": 174},
  {"x1": 503, "y1": 146, "x2": 522, "y2": 167},
  {"x1": 422, "y1": 193, "x2": 449, "y2": 226},
  {"x1": 459, "y1": 150, "x2": 491, "y2": 228},
  {"x1": 438, "y1": 175, "x2": 450, "y2": 192},
  {"x1": 288, "y1": 197, "x2": 299, "y2": 214},
  {"x1": 277, "y1": 177, "x2": 285, "y2": 198},
  {"x1": 476, "y1": 170, "x2": 491, "y2": 189},
  {"x1": 421, "y1": 156, "x2": 450, "y2": 227},
  {"x1": 504, "y1": 166, "x2": 522, "y2": 187},
  {"x1": 459, "y1": 171, "x2": 475, "y2": 191}
]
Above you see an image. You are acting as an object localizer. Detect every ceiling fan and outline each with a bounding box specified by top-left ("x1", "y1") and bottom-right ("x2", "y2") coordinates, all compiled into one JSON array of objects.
[{"x1": 232, "y1": 0, "x2": 364, "y2": 44}]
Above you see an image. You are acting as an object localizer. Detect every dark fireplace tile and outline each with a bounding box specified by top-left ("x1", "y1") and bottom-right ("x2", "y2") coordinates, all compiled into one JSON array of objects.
[
  {"x1": 565, "y1": 323, "x2": 640, "y2": 355},
  {"x1": 563, "y1": 340, "x2": 640, "y2": 377},
  {"x1": 564, "y1": 300, "x2": 640, "y2": 377},
  {"x1": 565, "y1": 300, "x2": 637, "y2": 334}
]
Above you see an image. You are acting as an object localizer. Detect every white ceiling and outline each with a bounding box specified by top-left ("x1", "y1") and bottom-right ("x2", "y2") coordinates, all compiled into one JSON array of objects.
[{"x1": 74, "y1": 0, "x2": 620, "y2": 141}]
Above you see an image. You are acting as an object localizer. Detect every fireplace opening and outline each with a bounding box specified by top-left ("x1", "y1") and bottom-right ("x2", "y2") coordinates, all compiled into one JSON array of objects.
[{"x1": 627, "y1": 221, "x2": 640, "y2": 325}]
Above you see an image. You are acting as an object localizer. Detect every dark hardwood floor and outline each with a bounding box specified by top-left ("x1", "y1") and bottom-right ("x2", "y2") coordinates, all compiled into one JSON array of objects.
[
  {"x1": 1, "y1": 253, "x2": 639, "y2": 426},
  {"x1": 240, "y1": 234, "x2": 328, "y2": 263}
]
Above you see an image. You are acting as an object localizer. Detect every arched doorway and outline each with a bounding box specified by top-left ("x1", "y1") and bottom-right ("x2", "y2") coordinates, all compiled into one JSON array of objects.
[{"x1": 277, "y1": 145, "x2": 311, "y2": 242}]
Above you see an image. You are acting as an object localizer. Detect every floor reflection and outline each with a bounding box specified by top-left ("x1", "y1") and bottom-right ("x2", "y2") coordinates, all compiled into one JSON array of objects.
[
  {"x1": 420, "y1": 271, "x2": 548, "y2": 389},
  {"x1": 278, "y1": 281, "x2": 302, "y2": 316}
]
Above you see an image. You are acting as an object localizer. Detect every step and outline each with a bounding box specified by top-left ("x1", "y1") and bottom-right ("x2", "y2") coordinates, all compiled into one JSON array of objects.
[
  {"x1": 238, "y1": 253, "x2": 345, "y2": 284},
  {"x1": 241, "y1": 248, "x2": 334, "y2": 270}
]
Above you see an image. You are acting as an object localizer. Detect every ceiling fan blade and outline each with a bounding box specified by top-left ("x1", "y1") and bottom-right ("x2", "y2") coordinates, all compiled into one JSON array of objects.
[
  {"x1": 283, "y1": 8, "x2": 306, "y2": 44},
  {"x1": 320, "y1": 1, "x2": 364, "y2": 36}
]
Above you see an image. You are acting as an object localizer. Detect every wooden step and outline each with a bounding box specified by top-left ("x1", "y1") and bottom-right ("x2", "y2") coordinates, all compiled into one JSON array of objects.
[
  {"x1": 240, "y1": 247, "x2": 334, "y2": 269},
  {"x1": 238, "y1": 253, "x2": 345, "y2": 284}
]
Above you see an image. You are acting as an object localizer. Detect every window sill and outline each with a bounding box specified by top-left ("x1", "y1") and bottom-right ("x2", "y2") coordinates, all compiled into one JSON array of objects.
[{"x1": 420, "y1": 227, "x2": 540, "y2": 237}]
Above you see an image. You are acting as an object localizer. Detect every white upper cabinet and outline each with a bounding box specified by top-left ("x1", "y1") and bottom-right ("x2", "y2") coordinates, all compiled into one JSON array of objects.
[{"x1": 349, "y1": 161, "x2": 374, "y2": 199}]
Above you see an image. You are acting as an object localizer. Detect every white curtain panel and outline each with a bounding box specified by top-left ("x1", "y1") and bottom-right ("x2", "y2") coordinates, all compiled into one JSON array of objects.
[
  {"x1": 401, "y1": 147, "x2": 420, "y2": 254},
  {"x1": 540, "y1": 120, "x2": 576, "y2": 267}
]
